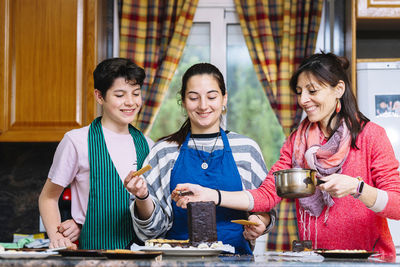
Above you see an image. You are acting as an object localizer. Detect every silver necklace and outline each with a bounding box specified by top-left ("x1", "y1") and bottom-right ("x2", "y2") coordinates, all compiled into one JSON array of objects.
[{"x1": 192, "y1": 132, "x2": 220, "y2": 170}]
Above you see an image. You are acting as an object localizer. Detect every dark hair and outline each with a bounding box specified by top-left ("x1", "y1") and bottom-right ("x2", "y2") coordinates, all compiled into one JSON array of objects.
[
  {"x1": 289, "y1": 52, "x2": 369, "y2": 148},
  {"x1": 93, "y1": 58, "x2": 146, "y2": 99},
  {"x1": 160, "y1": 63, "x2": 226, "y2": 147}
]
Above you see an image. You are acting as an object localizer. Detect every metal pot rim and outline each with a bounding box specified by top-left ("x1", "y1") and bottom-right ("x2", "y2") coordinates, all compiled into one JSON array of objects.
[{"x1": 273, "y1": 168, "x2": 316, "y2": 175}]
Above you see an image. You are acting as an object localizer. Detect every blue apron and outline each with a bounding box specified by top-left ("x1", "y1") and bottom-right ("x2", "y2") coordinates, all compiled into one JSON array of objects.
[{"x1": 167, "y1": 129, "x2": 252, "y2": 255}]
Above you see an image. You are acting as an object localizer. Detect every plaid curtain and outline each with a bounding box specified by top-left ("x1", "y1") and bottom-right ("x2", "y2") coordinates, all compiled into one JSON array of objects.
[
  {"x1": 119, "y1": 0, "x2": 198, "y2": 133},
  {"x1": 234, "y1": 0, "x2": 323, "y2": 135},
  {"x1": 234, "y1": 0, "x2": 323, "y2": 251}
]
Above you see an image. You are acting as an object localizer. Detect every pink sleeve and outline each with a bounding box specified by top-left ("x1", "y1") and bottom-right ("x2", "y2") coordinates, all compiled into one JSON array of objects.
[
  {"x1": 368, "y1": 125, "x2": 400, "y2": 219},
  {"x1": 48, "y1": 134, "x2": 79, "y2": 188},
  {"x1": 248, "y1": 133, "x2": 295, "y2": 212}
]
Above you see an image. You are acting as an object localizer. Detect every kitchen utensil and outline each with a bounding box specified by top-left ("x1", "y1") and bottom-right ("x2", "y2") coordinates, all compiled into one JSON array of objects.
[
  {"x1": 177, "y1": 190, "x2": 194, "y2": 196},
  {"x1": 274, "y1": 168, "x2": 324, "y2": 198},
  {"x1": 372, "y1": 237, "x2": 380, "y2": 251},
  {"x1": 45, "y1": 246, "x2": 67, "y2": 252}
]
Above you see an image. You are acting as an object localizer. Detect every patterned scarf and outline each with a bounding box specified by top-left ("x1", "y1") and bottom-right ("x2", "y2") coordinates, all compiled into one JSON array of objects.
[{"x1": 293, "y1": 117, "x2": 351, "y2": 217}]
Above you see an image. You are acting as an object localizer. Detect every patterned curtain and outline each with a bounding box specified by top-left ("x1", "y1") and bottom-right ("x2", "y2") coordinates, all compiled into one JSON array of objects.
[
  {"x1": 235, "y1": 0, "x2": 323, "y2": 135},
  {"x1": 119, "y1": 0, "x2": 198, "y2": 133},
  {"x1": 234, "y1": 0, "x2": 323, "y2": 251}
]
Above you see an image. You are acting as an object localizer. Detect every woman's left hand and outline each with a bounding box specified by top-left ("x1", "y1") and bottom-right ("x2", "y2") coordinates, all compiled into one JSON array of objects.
[
  {"x1": 58, "y1": 219, "x2": 81, "y2": 242},
  {"x1": 318, "y1": 173, "x2": 359, "y2": 198},
  {"x1": 242, "y1": 214, "x2": 266, "y2": 241}
]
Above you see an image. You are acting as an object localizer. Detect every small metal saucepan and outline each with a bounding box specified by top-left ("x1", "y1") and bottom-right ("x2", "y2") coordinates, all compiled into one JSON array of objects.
[{"x1": 274, "y1": 168, "x2": 324, "y2": 199}]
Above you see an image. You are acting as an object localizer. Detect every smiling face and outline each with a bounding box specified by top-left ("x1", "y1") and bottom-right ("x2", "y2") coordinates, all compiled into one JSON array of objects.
[
  {"x1": 296, "y1": 72, "x2": 344, "y2": 136},
  {"x1": 95, "y1": 77, "x2": 142, "y2": 133},
  {"x1": 182, "y1": 74, "x2": 227, "y2": 134}
]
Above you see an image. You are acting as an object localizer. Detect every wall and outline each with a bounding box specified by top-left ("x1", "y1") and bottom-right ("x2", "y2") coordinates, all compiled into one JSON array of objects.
[{"x1": 0, "y1": 143, "x2": 58, "y2": 241}]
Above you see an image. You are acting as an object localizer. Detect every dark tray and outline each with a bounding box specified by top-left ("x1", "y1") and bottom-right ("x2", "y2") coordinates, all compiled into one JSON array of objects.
[
  {"x1": 102, "y1": 251, "x2": 162, "y2": 259},
  {"x1": 58, "y1": 249, "x2": 104, "y2": 257},
  {"x1": 314, "y1": 250, "x2": 376, "y2": 259}
]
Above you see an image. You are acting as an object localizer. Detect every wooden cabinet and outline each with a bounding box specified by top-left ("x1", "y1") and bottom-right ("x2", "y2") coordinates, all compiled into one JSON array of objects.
[
  {"x1": 349, "y1": 0, "x2": 400, "y2": 94},
  {"x1": 357, "y1": 0, "x2": 400, "y2": 18},
  {"x1": 0, "y1": 0, "x2": 103, "y2": 141}
]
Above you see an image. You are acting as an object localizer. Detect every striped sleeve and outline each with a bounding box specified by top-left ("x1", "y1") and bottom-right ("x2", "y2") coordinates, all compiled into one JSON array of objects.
[{"x1": 130, "y1": 140, "x2": 180, "y2": 241}]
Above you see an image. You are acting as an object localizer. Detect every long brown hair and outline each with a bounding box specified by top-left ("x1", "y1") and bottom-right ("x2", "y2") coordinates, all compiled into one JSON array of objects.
[
  {"x1": 159, "y1": 63, "x2": 226, "y2": 147},
  {"x1": 289, "y1": 52, "x2": 369, "y2": 148}
]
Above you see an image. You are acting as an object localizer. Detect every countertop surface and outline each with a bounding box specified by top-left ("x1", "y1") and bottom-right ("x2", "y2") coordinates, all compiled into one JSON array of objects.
[{"x1": 0, "y1": 252, "x2": 398, "y2": 267}]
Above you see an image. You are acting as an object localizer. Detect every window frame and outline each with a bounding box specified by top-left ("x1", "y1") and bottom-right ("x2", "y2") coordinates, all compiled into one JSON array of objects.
[{"x1": 194, "y1": 0, "x2": 237, "y2": 80}]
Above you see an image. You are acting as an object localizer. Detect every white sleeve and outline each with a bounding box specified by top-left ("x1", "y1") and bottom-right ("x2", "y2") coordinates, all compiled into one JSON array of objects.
[{"x1": 48, "y1": 135, "x2": 79, "y2": 188}]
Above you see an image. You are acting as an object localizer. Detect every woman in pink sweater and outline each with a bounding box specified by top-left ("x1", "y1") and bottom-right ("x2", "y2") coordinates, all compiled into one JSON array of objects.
[{"x1": 172, "y1": 52, "x2": 400, "y2": 261}]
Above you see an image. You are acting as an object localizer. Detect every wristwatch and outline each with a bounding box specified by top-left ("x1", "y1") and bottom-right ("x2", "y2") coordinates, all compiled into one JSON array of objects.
[{"x1": 352, "y1": 176, "x2": 365, "y2": 199}]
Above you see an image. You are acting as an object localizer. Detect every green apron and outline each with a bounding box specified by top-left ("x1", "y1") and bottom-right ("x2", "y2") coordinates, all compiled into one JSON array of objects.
[{"x1": 79, "y1": 117, "x2": 149, "y2": 250}]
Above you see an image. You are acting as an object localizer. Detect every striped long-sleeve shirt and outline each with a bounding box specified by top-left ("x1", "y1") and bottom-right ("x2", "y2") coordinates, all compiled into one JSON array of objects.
[{"x1": 130, "y1": 131, "x2": 270, "y2": 241}]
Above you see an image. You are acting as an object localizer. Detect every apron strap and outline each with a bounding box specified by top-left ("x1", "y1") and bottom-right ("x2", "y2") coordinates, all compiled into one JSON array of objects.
[{"x1": 219, "y1": 128, "x2": 231, "y2": 152}]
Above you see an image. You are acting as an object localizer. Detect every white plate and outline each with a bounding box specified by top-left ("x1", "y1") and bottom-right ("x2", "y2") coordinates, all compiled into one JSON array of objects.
[
  {"x1": 139, "y1": 247, "x2": 224, "y2": 256},
  {"x1": 0, "y1": 251, "x2": 58, "y2": 259}
]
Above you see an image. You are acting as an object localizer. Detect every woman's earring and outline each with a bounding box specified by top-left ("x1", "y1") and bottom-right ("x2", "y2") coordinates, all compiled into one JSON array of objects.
[
  {"x1": 222, "y1": 105, "x2": 227, "y2": 115},
  {"x1": 336, "y1": 99, "x2": 341, "y2": 113}
]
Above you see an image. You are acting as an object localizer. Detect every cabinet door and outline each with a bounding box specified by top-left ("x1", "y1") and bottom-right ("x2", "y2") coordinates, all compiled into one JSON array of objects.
[{"x1": 0, "y1": 0, "x2": 98, "y2": 141}]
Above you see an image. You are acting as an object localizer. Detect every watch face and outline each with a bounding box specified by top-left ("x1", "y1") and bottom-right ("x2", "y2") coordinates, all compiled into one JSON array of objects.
[{"x1": 352, "y1": 179, "x2": 364, "y2": 199}]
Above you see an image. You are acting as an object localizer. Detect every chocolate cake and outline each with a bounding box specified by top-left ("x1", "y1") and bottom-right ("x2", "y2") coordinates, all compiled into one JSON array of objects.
[
  {"x1": 144, "y1": 202, "x2": 233, "y2": 252},
  {"x1": 187, "y1": 201, "x2": 217, "y2": 246}
]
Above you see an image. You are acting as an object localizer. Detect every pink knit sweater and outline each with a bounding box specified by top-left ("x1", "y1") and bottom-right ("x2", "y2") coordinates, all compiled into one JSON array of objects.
[{"x1": 249, "y1": 122, "x2": 400, "y2": 260}]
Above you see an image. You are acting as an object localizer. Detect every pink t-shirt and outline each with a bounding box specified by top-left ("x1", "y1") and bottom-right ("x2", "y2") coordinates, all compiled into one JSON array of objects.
[{"x1": 48, "y1": 125, "x2": 154, "y2": 224}]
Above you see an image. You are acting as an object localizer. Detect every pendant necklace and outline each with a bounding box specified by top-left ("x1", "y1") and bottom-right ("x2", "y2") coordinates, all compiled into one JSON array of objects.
[{"x1": 192, "y1": 132, "x2": 220, "y2": 170}]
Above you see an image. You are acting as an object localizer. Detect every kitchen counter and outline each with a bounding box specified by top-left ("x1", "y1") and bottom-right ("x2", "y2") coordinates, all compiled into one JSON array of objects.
[{"x1": 0, "y1": 253, "x2": 398, "y2": 267}]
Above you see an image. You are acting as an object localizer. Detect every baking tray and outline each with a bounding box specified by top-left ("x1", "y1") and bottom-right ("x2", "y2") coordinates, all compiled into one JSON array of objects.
[
  {"x1": 314, "y1": 250, "x2": 376, "y2": 259},
  {"x1": 140, "y1": 247, "x2": 224, "y2": 256},
  {"x1": 58, "y1": 249, "x2": 104, "y2": 257},
  {"x1": 102, "y1": 251, "x2": 162, "y2": 259}
]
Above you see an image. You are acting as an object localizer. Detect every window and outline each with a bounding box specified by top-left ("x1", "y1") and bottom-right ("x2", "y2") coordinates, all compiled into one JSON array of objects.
[
  {"x1": 225, "y1": 24, "x2": 285, "y2": 167},
  {"x1": 149, "y1": 23, "x2": 210, "y2": 140},
  {"x1": 149, "y1": 0, "x2": 285, "y2": 167}
]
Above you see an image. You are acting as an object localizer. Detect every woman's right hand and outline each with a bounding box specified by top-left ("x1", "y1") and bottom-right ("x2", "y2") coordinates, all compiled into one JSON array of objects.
[
  {"x1": 242, "y1": 214, "x2": 267, "y2": 241},
  {"x1": 124, "y1": 170, "x2": 148, "y2": 199},
  {"x1": 172, "y1": 183, "x2": 218, "y2": 209}
]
